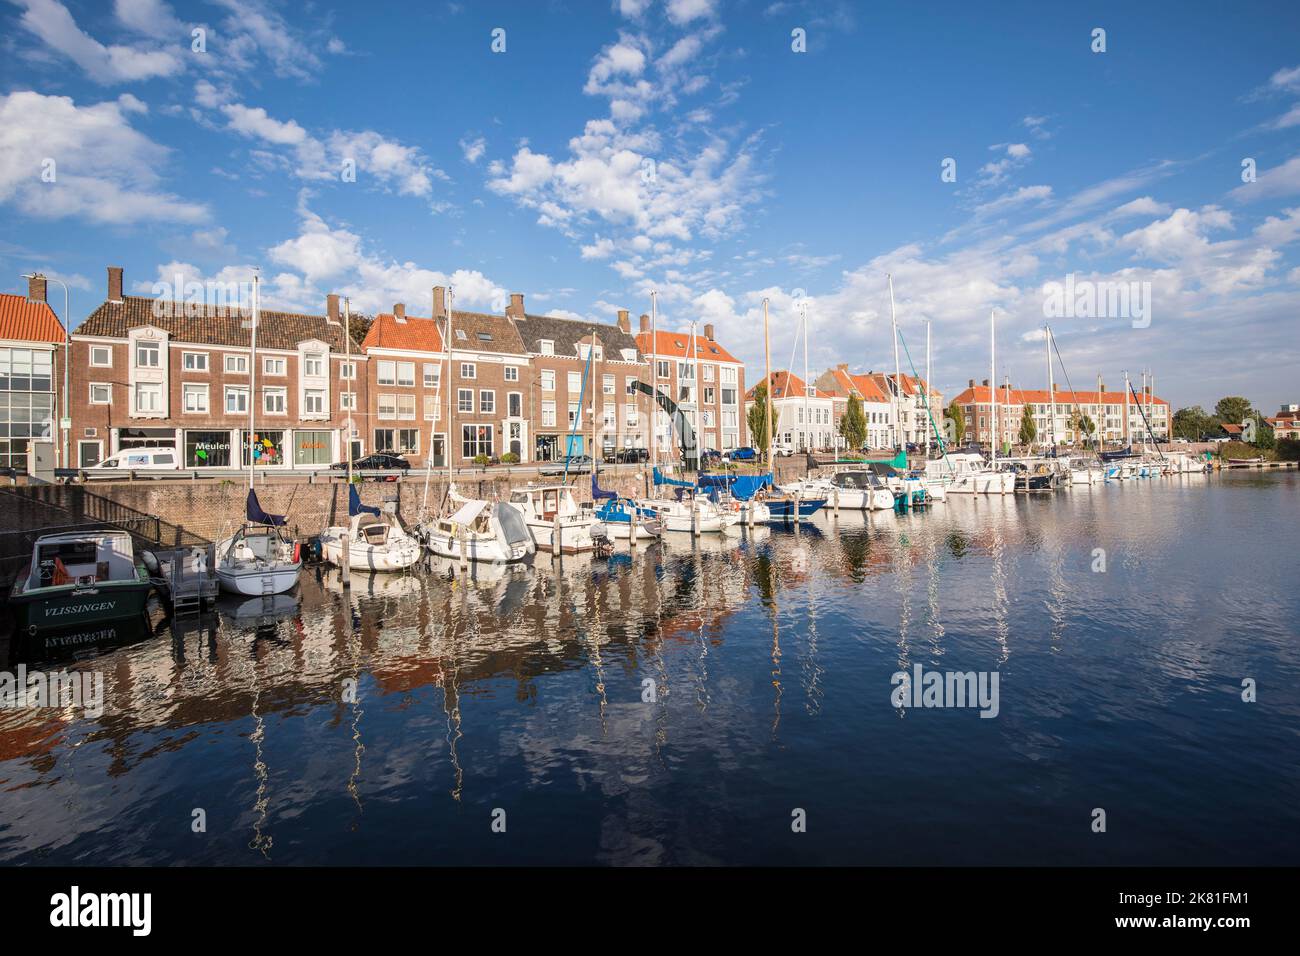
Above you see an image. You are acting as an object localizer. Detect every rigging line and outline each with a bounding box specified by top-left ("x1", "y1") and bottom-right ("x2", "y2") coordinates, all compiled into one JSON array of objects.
[
  {"x1": 1048, "y1": 332, "x2": 1101, "y2": 449},
  {"x1": 562, "y1": 329, "x2": 597, "y2": 482},
  {"x1": 1128, "y1": 382, "x2": 1167, "y2": 460}
]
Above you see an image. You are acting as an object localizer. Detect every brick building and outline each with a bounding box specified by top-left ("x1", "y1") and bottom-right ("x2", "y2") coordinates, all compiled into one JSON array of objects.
[
  {"x1": 950, "y1": 379, "x2": 1170, "y2": 446},
  {"x1": 815, "y1": 364, "x2": 895, "y2": 450},
  {"x1": 744, "y1": 370, "x2": 838, "y2": 452},
  {"x1": 0, "y1": 276, "x2": 66, "y2": 469},
  {"x1": 634, "y1": 319, "x2": 746, "y2": 456},
  {"x1": 71, "y1": 266, "x2": 359, "y2": 470}
]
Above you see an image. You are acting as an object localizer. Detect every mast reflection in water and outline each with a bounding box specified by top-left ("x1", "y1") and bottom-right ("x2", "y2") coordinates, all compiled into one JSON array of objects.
[{"x1": 1, "y1": 472, "x2": 1298, "y2": 866}]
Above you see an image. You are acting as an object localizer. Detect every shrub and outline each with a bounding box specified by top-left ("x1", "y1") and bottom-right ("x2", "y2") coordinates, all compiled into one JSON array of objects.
[
  {"x1": 501, "y1": 452, "x2": 519, "y2": 464},
  {"x1": 473, "y1": 453, "x2": 491, "y2": 467}
]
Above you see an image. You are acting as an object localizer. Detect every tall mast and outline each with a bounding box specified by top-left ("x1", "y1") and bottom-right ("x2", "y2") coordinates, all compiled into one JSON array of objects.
[
  {"x1": 650, "y1": 290, "x2": 658, "y2": 471},
  {"x1": 1123, "y1": 369, "x2": 1130, "y2": 448},
  {"x1": 1045, "y1": 322, "x2": 1055, "y2": 450},
  {"x1": 1097, "y1": 371, "x2": 1104, "y2": 448},
  {"x1": 801, "y1": 300, "x2": 809, "y2": 454},
  {"x1": 249, "y1": 270, "x2": 259, "y2": 491},
  {"x1": 689, "y1": 320, "x2": 701, "y2": 468},
  {"x1": 888, "y1": 274, "x2": 902, "y2": 449},
  {"x1": 446, "y1": 286, "x2": 454, "y2": 488},
  {"x1": 345, "y1": 296, "x2": 353, "y2": 487},
  {"x1": 763, "y1": 298, "x2": 773, "y2": 463},
  {"x1": 989, "y1": 308, "x2": 997, "y2": 464},
  {"x1": 924, "y1": 320, "x2": 931, "y2": 456}
]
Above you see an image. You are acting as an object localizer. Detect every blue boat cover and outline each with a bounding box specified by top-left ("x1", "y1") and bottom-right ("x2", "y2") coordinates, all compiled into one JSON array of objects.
[
  {"x1": 653, "y1": 467, "x2": 693, "y2": 489},
  {"x1": 349, "y1": 484, "x2": 381, "y2": 517},
  {"x1": 246, "y1": 489, "x2": 286, "y2": 527},
  {"x1": 592, "y1": 473, "x2": 616, "y2": 500},
  {"x1": 696, "y1": 473, "x2": 772, "y2": 500}
]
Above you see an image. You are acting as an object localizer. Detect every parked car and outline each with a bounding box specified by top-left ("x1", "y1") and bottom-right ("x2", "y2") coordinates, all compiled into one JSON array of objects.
[
  {"x1": 725, "y1": 446, "x2": 758, "y2": 462},
  {"x1": 332, "y1": 453, "x2": 410, "y2": 471},
  {"x1": 543, "y1": 454, "x2": 593, "y2": 475},
  {"x1": 615, "y1": 447, "x2": 650, "y2": 464},
  {"x1": 700, "y1": 449, "x2": 723, "y2": 465},
  {"x1": 84, "y1": 448, "x2": 180, "y2": 477}
]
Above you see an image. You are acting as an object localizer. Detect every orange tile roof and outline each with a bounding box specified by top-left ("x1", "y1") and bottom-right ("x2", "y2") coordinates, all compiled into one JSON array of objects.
[
  {"x1": 361, "y1": 312, "x2": 445, "y2": 353},
  {"x1": 848, "y1": 372, "x2": 891, "y2": 403},
  {"x1": 951, "y1": 384, "x2": 1169, "y2": 407},
  {"x1": 0, "y1": 293, "x2": 64, "y2": 344},
  {"x1": 747, "y1": 369, "x2": 824, "y2": 400},
  {"x1": 634, "y1": 329, "x2": 741, "y2": 364}
]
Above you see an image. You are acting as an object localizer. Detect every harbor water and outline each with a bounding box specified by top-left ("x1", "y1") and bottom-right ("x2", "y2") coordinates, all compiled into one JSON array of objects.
[{"x1": 2, "y1": 471, "x2": 1297, "y2": 865}]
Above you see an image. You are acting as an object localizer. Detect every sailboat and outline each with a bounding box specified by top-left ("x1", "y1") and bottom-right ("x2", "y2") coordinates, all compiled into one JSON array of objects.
[
  {"x1": 321, "y1": 486, "x2": 421, "y2": 571},
  {"x1": 416, "y1": 286, "x2": 534, "y2": 564},
  {"x1": 215, "y1": 273, "x2": 302, "y2": 596}
]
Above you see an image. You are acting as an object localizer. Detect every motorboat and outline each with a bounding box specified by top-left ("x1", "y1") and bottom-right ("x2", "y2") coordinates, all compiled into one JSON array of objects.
[
  {"x1": 508, "y1": 483, "x2": 607, "y2": 553},
  {"x1": 7, "y1": 529, "x2": 154, "y2": 635},
  {"x1": 923, "y1": 453, "x2": 1015, "y2": 494},
  {"x1": 321, "y1": 485, "x2": 421, "y2": 572},
  {"x1": 637, "y1": 468, "x2": 740, "y2": 533}
]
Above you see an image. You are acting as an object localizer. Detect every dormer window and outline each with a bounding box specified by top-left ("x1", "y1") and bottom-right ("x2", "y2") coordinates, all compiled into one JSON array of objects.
[
  {"x1": 455, "y1": 329, "x2": 468, "y2": 341},
  {"x1": 539, "y1": 339, "x2": 554, "y2": 355}
]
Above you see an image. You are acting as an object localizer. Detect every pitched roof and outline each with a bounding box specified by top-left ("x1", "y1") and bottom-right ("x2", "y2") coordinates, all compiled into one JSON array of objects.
[
  {"x1": 361, "y1": 311, "x2": 445, "y2": 353},
  {"x1": 1265, "y1": 416, "x2": 1300, "y2": 428},
  {"x1": 0, "y1": 293, "x2": 64, "y2": 344},
  {"x1": 446, "y1": 310, "x2": 528, "y2": 355},
  {"x1": 513, "y1": 313, "x2": 641, "y2": 361},
  {"x1": 746, "y1": 370, "x2": 822, "y2": 401},
  {"x1": 77, "y1": 295, "x2": 358, "y2": 352},
  {"x1": 634, "y1": 329, "x2": 741, "y2": 364},
  {"x1": 950, "y1": 384, "x2": 1170, "y2": 407}
]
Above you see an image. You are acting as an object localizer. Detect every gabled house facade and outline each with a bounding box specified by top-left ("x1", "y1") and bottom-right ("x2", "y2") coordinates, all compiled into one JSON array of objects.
[
  {"x1": 72, "y1": 266, "x2": 359, "y2": 469},
  {"x1": 815, "y1": 364, "x2": 896, "y2": 450},
  {"x1": 745, "y1": 370, "x2": 837, "y2": 453},
  {"x1": 634, "y1": 319, "x2": 747, "y2": 456}
]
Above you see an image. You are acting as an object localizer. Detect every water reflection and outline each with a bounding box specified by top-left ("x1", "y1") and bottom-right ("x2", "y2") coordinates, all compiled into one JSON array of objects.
[{"x1": 1, "y1": 472, "x2": 1298, "y2": 865}]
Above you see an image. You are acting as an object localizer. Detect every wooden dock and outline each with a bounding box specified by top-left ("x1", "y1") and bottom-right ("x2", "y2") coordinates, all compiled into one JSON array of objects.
[{"x1": 1223, "y1": 460, "x2": 1298, "y2": 470}]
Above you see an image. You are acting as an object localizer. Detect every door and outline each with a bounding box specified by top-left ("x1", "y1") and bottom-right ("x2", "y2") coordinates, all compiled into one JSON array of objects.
[{"x1": 78, "y1": 441, "x2": 102, "y2": 468}]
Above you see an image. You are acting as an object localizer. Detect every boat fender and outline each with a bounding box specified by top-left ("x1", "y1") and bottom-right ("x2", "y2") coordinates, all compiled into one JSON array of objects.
[
  {"x1": 140, "y1": 549, "x2": 161, "y2": 576},
  {"x1": 292, "y1": 541, "x2": 302, "y2": 564}
]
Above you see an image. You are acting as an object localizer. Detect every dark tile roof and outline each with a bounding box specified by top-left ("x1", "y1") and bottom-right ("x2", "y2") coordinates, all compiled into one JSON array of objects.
[
  {"x1": 445, "y1": 310, "x2": 528, "y2": 355},
  {"x1": 512, "y1": 313, "x2": 642, "y2": 362},
  {"x1": 76, "y1": 296, "x2": 360, "y2": 352}
]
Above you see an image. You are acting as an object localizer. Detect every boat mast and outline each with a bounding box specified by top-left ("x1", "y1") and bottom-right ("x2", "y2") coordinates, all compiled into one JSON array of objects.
[
  {"x1": 801, "y1": 300, "x2": 809, "y2": 454},
  {"x1": 888, "y1": 274, "x2": 902, "y2": 450},
  {"x1": 924, "y1": 320, "x2": 931, "y2": 457},
  {"x1": 763, "y1": 297, "x2": 773, "y2": 465},
  {"x1": 1123, "y1": 369, "x2": 1130, "y2": 448},
  {"x1": 689, "y1": 320, "x2": 702, "y2": 469},
  {"x1": 249, "y1": 270, "x2": 259, "y2": 492},
  {"x1": 989, "y1": 308, "x2": 996, "y2": 464},
  {"x1": 650, "y1": 290, "x2": 658, "y2": 472},
  {"x1": 1045, "y1": 322, "x2": 1055, "y2": 450},
  {"x1": 446, "y1": 286, "x2": 455, "y2": 493},
  {"x1": 345, "y1": 297, "x2": 353, "y2": 488}
]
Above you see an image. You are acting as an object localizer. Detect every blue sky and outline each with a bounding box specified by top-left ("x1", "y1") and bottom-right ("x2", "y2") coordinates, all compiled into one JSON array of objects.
[{"x1": 3, "y1": 0, "x2": 1300, "y2": 411}]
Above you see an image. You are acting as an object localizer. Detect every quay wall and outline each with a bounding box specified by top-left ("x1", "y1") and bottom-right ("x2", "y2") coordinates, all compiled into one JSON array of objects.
[{"x1": 2, "y1": 462, "x2": 815, "y2": 546}]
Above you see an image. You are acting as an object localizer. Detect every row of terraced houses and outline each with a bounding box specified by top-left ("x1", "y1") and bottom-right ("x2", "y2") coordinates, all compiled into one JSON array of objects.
[{"x1": 4, "y1": 265, "x2": 1192, "y2": 474}]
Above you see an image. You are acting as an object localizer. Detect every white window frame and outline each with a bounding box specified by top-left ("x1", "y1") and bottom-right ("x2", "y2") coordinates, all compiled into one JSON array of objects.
[
  {"x1": 135, "y1": 341, "x2": 161, "y2": 369},
  {"x1": 263, "y1": 386, "x2": 287, "y2": 415},
  {"x1": 89, "y1": 382, "x2": 112, "y2": 405},
  {"x1": 182, "y1": 351, "x2": 208, "y2": 372},
  {"x1": 224, "y1": 354, "x2": 248, "y2": 374},
  {"x1": 90, "y1": 345, "x2": 112, "y2": 368},
  {"x1": 182, "y1": 383, "x2": 209, "y2": 414}
]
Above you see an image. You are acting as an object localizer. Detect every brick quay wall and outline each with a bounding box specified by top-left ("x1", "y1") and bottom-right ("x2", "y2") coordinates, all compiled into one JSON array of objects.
[{"x1": 2, "y1": 458, "x2": 811, "y2": 547}]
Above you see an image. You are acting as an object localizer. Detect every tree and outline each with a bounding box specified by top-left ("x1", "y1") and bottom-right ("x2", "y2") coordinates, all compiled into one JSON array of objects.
[
  {"x1": 1019, "y1": 403, "x2": 1037, "y2": 446},
  {"x1": 747, "y1": 383, "x2": 771, "y2": 457},
  {"x1": 1256, "y1": 417, "x2": 1275, "y2": 450},
  {"x1": 1172, "y1": 405, "x2": 1212, "y2": 441},
  {"x1": 1214, "y1": 396, "x2": 1254, "y2": 429},
  {"x1": 945, "y1": 399, "x2": 965, "y2": 446},
  {"x1": 1073, "y1": 412, "x2": 1096, "y2": 447},
  {"x1": 839, "y1": 395, "x2": 867, "y2": 450}
]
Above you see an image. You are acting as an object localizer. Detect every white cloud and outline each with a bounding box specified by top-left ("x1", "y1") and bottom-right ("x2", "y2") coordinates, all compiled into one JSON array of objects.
[
  {"x1": 0, "y1": 90, "x2": 207, "y2": 224},
  {"x1": 12, "y1": 0, "x2": 184, "y2": 84},
  {"x1": 460, "y1": 136, "x2": 486, "y2": 164},
  {"x1": 1231, "y1": 154, "x2": 1300, "y2": 202},
  {"x1": 667, "y1": 0, "x2": 717, "y2": 25}
]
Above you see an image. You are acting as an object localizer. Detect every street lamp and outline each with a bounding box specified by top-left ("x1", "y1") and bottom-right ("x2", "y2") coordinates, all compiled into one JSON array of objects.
[{"x1": 21, "y1": 273, "x2": 70, "y2": 469}]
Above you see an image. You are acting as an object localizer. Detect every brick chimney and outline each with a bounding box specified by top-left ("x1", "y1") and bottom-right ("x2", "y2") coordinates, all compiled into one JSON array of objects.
[
  {"x1": 968, "y1": 378, "x2": 976, "y2": 388},
  {"x1": 982, "y1": 378, "x2": 989, "y2": 387},
  {"x1": 27, "y1": 274, "x2": 47, "y2": 304},
  {"x1": 639, "y1": 313, "x2": 650, "y2": 333},
  {"x1": 506, "y1": 293, "x2": 525, "y2": 318},
  {"x1": 704, "y1": 323, "x2": 715, "y2": 342},
  {"x1": 432, "y1": 286, "x2": 447, "y2": 320},
  {"x1": 107, "y1": 266, "x2": 124, "y2": 303},
  {"x1": 617, "y1": 309, "x2": 630, "y2": 333},
  {"x1": 393, "y1": 303, "x2": 406, "y2": 324},
  {"x1": 326, "y1": 293, "x2": 340, "y2": 325}
]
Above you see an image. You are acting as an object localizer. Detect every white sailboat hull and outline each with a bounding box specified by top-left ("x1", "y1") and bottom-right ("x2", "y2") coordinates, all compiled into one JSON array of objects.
[
  {"x1": 216, "y1": 564, "x2": 300, "y2": 596},
  {"x1": 321, "y1": 531, "x2": 421, "y2": 571}
]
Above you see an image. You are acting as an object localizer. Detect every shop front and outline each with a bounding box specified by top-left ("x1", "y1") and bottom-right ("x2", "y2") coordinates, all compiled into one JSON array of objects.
[
  {"x1": 117, "y1": 426, "x2": 178, "y2": 453},
  {"x1": 183, "y1": 429, "x2": 235, "y2": 468},
  {"x1": 293, "y1": 429, "x2": 334, "y2": 468},
  {"x1": 241, "y1": 429, "x2": 287, "y2": 467}
]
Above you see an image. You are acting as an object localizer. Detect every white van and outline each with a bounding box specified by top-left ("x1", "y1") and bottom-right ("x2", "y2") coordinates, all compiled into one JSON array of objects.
[{"x1": 85, "y1": 448, "x2": 181, "y2": 478}]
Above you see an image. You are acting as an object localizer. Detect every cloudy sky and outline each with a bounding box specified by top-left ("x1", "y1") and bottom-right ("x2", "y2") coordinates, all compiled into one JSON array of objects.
[{"x1": 2, "y1": 0, "x2": 1299, "y2": 411}]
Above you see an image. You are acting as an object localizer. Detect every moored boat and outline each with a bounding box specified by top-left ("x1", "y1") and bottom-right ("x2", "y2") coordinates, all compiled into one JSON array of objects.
[
  {"x1": 321, "y1": 486, "x2": 421, "y2": 572},
  {"x1": 8, "y1": 529, "x2": 154, "y2": 635}
]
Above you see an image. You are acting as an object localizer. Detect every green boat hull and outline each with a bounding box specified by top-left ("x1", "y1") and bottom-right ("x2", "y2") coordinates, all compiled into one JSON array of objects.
[{"x1": 9, "y1": 579, "x2": 154, "y2": 635}]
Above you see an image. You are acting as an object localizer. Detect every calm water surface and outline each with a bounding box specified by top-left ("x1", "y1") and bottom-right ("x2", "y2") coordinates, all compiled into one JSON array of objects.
[{"x1": 2, "y1": 471, "x2": 1298, "y2": 865}]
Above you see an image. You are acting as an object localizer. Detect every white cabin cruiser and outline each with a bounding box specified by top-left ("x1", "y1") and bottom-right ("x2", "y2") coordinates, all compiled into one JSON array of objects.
[
  {"x1": 421, "y1": 491, "x2": 534, "y2": 564},
  {"x1": 508, "y1": 483, "x2": 607, "y2": 553},
  {"x1": 923, "y1": 453, "x2": 1015, "y2": 494}
]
